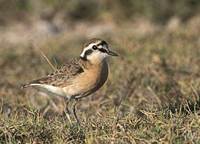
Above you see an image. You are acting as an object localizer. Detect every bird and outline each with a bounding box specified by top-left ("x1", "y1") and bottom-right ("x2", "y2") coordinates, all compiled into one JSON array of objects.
[{"x1": 22, "y1": 38, "x2": 118, "y2": 124}]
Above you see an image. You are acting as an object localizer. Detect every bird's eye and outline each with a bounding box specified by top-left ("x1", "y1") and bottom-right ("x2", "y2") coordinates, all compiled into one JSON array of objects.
[{"x1": 92, "y1": 45, "x2": 98, "y2": 50}]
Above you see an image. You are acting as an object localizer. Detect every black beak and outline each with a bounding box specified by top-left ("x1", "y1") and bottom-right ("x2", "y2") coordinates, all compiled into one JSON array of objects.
[{"x1": 108, "y1": 50, "x2": 119, "y2": 56}]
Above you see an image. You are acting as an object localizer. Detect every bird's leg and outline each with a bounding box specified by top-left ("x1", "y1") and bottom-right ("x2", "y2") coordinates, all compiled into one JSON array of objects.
[
  {"x1": 64, "y1": 97, "x2": 72, "y2": 124},
  {"x1": 72, "y1": 99, "x2": 80, "y2": 125},
  {"x1": 64, "y1": 96, "x2": 81, "y2": 125}
]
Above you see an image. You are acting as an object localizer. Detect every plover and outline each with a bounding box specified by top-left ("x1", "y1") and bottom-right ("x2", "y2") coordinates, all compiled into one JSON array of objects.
[{"x1": 22, "y1": 38, "x2": 118, "y2": 123}]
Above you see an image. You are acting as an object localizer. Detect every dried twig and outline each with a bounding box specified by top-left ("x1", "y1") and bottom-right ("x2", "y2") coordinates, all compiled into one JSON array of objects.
[{"x1": 32, "y1": 42, "x2": 57, "y2": 71}]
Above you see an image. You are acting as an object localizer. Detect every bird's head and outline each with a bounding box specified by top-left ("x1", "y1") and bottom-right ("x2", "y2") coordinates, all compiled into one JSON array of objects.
[{"x1": 80, "y1": 38, "x2": 118, "y2": 63}]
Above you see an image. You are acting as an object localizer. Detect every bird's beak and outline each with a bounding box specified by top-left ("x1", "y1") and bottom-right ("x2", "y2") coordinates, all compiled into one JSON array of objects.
[{"x1": 108, "y1": 50, "x2": 119, "y2": 56}]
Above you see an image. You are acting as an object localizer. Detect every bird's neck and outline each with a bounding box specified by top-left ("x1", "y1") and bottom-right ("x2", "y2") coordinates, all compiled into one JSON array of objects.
[{"x1": 80, "y1": 57, "x2": 108, "y2": 70}]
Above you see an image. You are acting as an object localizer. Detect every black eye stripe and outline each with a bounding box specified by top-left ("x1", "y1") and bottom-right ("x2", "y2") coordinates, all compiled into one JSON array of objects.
[
  {"x1": 80, "y1": 49, "x2": 93, "y2": 60},
  {"x1": 85, "y1": 49, "x2": 93, "y2": 56},
  {"x1": 99, "y1": 48, "x2": 108, "y2": 53}
]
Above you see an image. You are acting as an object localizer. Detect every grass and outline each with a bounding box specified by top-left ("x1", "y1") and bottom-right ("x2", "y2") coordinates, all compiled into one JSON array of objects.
[{"x1": 0, "y1": 19, "x2": 200, "y2": 143}]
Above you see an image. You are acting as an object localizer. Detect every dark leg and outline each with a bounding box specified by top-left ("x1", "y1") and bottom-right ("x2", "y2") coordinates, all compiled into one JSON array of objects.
[
  {"x1": 64, "y1": 97, "x2": 72, "y2": 124},
  {"x1": 72, "y1": 99, "x2": 80, "y2": 125}
]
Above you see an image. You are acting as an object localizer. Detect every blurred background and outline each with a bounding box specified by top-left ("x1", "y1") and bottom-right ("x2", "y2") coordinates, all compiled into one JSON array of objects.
[
  {"x1": 0, "y1": 0, "x2": 200, "y2": 143},
  {"x1": 0, "y1": 0, "x2": 199, "y2": 44}
]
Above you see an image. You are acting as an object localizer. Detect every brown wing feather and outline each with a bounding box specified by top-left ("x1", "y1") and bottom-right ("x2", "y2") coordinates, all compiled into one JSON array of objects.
[{"x1": 22, "y1": 58, "x2": 84, "y2": 88}]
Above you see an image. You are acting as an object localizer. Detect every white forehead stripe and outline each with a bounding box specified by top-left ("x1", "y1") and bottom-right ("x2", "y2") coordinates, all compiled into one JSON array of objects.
[
  {"x1": 80, "y1": 42, "x2": 98, "y2": 57},
  {"x1": 80, "y1": 46, "x2": 91, "y2": 57}
]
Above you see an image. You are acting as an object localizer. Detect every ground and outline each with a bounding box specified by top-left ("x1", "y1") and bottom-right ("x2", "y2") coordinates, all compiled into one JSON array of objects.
[{"x1": 0, "y1": 16, "x2": 200, "y2": 143}]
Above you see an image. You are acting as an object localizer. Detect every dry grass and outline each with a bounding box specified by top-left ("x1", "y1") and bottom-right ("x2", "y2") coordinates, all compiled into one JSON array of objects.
[{"x1": 0, "y1": 18, "x2": 200, "y2": 143}]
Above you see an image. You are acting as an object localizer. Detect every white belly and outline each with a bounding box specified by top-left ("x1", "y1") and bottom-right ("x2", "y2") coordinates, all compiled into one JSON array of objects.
[{"x1": 30, "y1": 84, "x2": 68, "y2": 98}]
